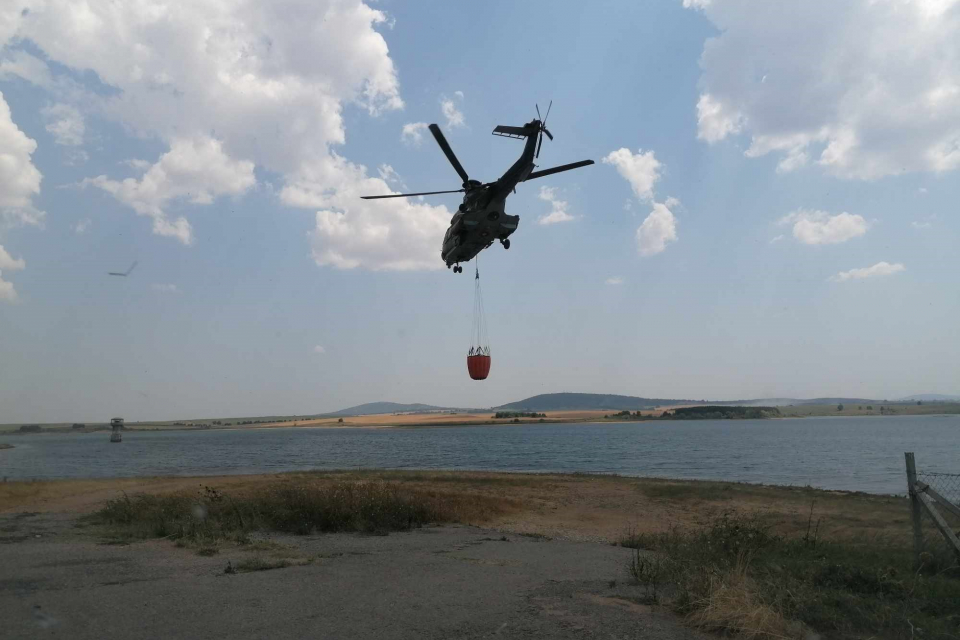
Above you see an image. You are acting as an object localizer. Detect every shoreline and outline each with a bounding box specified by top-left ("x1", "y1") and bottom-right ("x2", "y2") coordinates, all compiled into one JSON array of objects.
[{"x1": 2, "y1": 409, "x2": 959, "y2": 436}]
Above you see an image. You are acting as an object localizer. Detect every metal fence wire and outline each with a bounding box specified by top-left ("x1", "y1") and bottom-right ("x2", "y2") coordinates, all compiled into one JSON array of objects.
[{"x1": 915, "y1": 470, "x2": 960, "y2": 568}]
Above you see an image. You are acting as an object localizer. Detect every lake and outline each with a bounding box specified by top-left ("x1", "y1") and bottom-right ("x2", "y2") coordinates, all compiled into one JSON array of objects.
[{"x1": 1, "y1": 415, "x2": 958, "y2": 494}]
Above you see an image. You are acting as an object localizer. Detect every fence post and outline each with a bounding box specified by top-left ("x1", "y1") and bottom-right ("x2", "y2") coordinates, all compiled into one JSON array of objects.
[{"x1": 905, "y1": 452, "x2": 923, "y2": 569}]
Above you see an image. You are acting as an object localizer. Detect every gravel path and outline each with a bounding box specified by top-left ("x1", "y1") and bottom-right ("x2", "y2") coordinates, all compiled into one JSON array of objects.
[{"x1": 0, "y1": 511, "x2": 705, "y2": 640}]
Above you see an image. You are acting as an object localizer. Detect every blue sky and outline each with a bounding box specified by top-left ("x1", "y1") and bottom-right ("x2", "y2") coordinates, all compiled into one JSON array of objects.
[{"x1": 1, "y1": 0, "x2": 958, "y2": 422}]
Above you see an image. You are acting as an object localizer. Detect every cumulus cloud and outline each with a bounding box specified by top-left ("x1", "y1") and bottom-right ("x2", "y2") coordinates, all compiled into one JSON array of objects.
[
  {"x1": 605, "y1": 147, "x2": 678, "y2": 256},
  {"x1": 537, "y1": 186, "x2": 575, "y2": 225},
  {"x1": 0, "y1": 244, "x2": 25, "y2": 302},
  {"x1": 313, "y1": 345, "x2": 326, "y2": 354},
  {"x1": 401, "y1": 122, "x2": 429, "y2": 146},
  {"x1": 41, "y1": 103, "x2": 84, "y2": 146},
  {"x1": 73, "y1": 218, "x2": 91, "y2": 234},
  {"x1": 2, "y1": 1, "x2": 446, "y2": 269},
  {"x1": 289, "y1": 154, "x2": 449, "y2": 270},
  {"x1": 606, "y1": 277, "x2": 623, "y2": 285},
  {"x1": 637, "y1": 202, "x2": 678, "y2": 256},
  {"x1": 830, "y1": 261, "x2": 905, "y2": 282},
  {"x1": 696, "y1": 94, "x2": 743, "y2": 143},
  {"x1": 83, "y1": 137, "x2": 256, "y2": 245},
  {"x1": 602, "y1": 148, "x2": 661, "y2": 201},
  {"x1": 152, "y1": 283, "x2": 179, "y2": 293},
  {"x1": 769, "y1": 234, "x2": 785, "y2": 243},
  {"x1": 778, "y1": 209, "x2": 869, "y2": 245},
  {"x1": 440, "y1": 93, "x2": 465, "y2": 128},
  {"x1": 0, "y1": 91, "x2": 44, "y2": 228},
  {"x1": 687, "y1": 0, "x2": 960, "y2": 179}
]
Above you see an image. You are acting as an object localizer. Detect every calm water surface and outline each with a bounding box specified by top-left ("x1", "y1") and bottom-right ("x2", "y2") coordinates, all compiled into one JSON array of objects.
[{"x1": 1, "y1": 415, "x2": 958, "y2": 494}]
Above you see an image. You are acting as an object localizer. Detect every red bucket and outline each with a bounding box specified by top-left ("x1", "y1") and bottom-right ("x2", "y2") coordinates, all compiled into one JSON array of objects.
[{"x1": 466, "y1": 354, "x2": 491, "y2": 380}]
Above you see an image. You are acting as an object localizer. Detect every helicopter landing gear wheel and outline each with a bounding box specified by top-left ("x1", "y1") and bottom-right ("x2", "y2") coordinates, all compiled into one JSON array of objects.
[
  {"x1": 501, "y1": 239, "x2": 510, "y2": 250},
  {"x1": 453, "y1": 265, "x2": 462, "y2": 273}
]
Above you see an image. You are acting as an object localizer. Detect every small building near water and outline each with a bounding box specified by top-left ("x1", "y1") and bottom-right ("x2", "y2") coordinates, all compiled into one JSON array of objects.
[{"x1": 110, "y1": 417, "x2": 124, "y2": 443}]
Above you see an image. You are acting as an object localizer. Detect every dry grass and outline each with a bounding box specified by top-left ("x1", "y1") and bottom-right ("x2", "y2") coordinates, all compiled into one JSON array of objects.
[
  {"x1": 687, "y1": 563, "x2": 802, "y2": 640},
  {"x1": 623, "y1": 511, "x2": 960, "y2": 640},
  {"x1": 95, "y1": 479, "x2": 513, "y2": 542},
  {"x1": 2, "y1": 471, "x2": 914, "y2": 545}
]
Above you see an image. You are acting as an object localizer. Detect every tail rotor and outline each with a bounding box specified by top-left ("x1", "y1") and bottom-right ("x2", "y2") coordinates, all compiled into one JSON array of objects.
[{"x1": 535, "y1": 100, "x2": 554, "y2": 158}]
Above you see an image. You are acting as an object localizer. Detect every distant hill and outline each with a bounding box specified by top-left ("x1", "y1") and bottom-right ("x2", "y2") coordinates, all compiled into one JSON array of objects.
[
  {"x1": 329, "y1": 402, "x2": 449, "y2": 416},
  {"x1": 747, "y1": 397, "x2": 880, "y2": 406},
  {"x1": 896, "y1": 394, "x2": 960, "y2": 402},
  {"x1": 495, "y1": 393, "x2": 702, "y2": 412}
]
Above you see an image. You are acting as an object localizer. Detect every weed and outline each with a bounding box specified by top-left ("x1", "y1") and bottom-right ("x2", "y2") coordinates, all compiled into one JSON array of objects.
[
  {"x1": 622, "y1": 511, "x2": 960, "y2": 639},
  {"x1": 234, "y1": 556, "x2": 290, "y2": 573},
  {"x1": 96, "y1": 480, "x2": 506, "y2": 544}
]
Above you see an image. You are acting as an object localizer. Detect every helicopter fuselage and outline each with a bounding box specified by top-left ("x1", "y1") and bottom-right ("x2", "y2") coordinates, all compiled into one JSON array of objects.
[{"x1": 440, "y1": 122, "x2": 540, "y2": 268}]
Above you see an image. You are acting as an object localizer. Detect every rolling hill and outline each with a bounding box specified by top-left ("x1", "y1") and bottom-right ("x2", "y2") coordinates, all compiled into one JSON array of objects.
[
  {"x1": 494, "y1": 393, "x2": 702, "y2": 412},
  {"x1": 328, "y1": 402, "x2": 450, "y2": 416}
]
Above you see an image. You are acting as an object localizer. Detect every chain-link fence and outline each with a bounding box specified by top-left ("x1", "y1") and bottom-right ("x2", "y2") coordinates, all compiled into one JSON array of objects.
[{"x1": 910, "y1": 460, "x2": 960, "y2": 571}]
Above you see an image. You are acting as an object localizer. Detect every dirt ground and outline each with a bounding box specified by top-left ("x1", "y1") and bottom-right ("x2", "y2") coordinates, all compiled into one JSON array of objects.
[{"x1": 0, "y1": 472, "x2": 913, "y2": 639}]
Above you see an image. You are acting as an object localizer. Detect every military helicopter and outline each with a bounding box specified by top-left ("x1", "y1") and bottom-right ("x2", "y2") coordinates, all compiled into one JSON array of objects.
[{"x1": 361, "y1": 103, "x2": 594, "y2": 272}]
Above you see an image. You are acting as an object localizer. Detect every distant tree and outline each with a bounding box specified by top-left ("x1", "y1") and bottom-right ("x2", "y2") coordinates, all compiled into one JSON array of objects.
[
  {"x1": 858, "y1": 406, "x2": 862, "y2": 410},
  {"x1": 837, "y1": 404, "x2": 844, "y2": 411},
  {"x1": 338, "y1": 418, "x2": 343, "y2": 423},
  {"x1": 917, "y1": 400, "x2": 922, "y2": 405},
  {"x1": 866, "y1": 405, "x2": 873, "y2": 410}
]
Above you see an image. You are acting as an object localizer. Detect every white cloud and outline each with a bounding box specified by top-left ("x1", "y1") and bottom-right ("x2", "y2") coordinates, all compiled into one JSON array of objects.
[
  {"x1": 606, "y1": 277, "x2": 624, "y2": 285},
  {"x1": 830, "y1": 261, "x2": 905, "y2": 282},
  {"x1": 377, "y1": 164, "x2": 406, "y2": 190},
  {"x1": 0, "y1": 244, "x2": 25, "y2": 303},
  {"x1": 0, "y1": 91, "x2": 44, "y2": 228},
  {"x1": 0, "y1": 244, "x2": 25, "y2": 272},
  {"x1": 73, "y1": 218, "x2": 91, "y2": 234},
  {"x1": 152, "y1": 283, "x2": 179, "y2": 293},
  {"x1": 779, "y1": 209, "x2": 869, "y2": 245},
  {"x1": 123, "y1": 159, "x2": 151, "y2": 171},
  {"x1": 0, "y1": 50, "x2": 53, "y2": 87},
  {"x1": 537, "y1": 186, "x2": 575, "y2": 225},
  {"x1": 440, "y1": 93, "x2": 465, "y2": 128},
  {"x1": 769, "y1": 234, "x2": 784, "y2": 243},
  {"x1": 696, "y1": 94, "x2": 743, "y2": 143},
  {"x1": 41, "y1": 103, "x2": 84, "y2": 146},
  {"x1": 290, "y1": 154, "x2": 449, "y2": 270},
  {"x1": 637, "y1": 202, "x2": 678, "y2": 256},
  {"x1": 664, "y1": 196, "x2": 681, "y2": 209},
  {"x1": 602, "y1": 148, "x2": 661, "y2": 201},
  {"x1": 401, "y1": 122, "x2": 429, "y2": 146},
  {"x1": 2, "y1": 1, "x2": 441, "y2": 269},
  {"x1": 911, "y1": 221, "x2": 932, "y2": 229},
  {"x1": 687, "y1": 0, "x2": 960, "y2": 179},
  {"x1": 313, "y1": 345, "x2": 326, "y2": 354},
  {"x1": 83, "y1": 137, "x2": 256, "y2": 245},
  {"x1": 918, "y1": 187, "x2": 928, "y2": 194}
]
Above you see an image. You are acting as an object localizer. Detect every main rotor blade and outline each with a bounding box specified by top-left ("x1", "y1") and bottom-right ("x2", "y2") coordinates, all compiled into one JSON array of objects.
[
  {"x1": 428, "y1": 124, "x2": 469, "y2": 184},
  {"x1": 535, "y1": 132, "x2": 543, "y2": 158},
  {"x1": 361, "y1": 189, "x2": 465, "y2": 200},
  {"x1": 542, "y1": 127, "x2": 553, "y2": 141},
  {"x1": 543, "y1": 100, "x2": 552, "y2": 126},
  {"x1": 524, "y1": 159, "x2": 594, "y2": 182}
]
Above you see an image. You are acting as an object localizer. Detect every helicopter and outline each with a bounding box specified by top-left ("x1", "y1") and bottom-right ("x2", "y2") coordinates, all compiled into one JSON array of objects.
[{"x1": 361, "y1": 103, "x2": 594, "y2": 272}]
